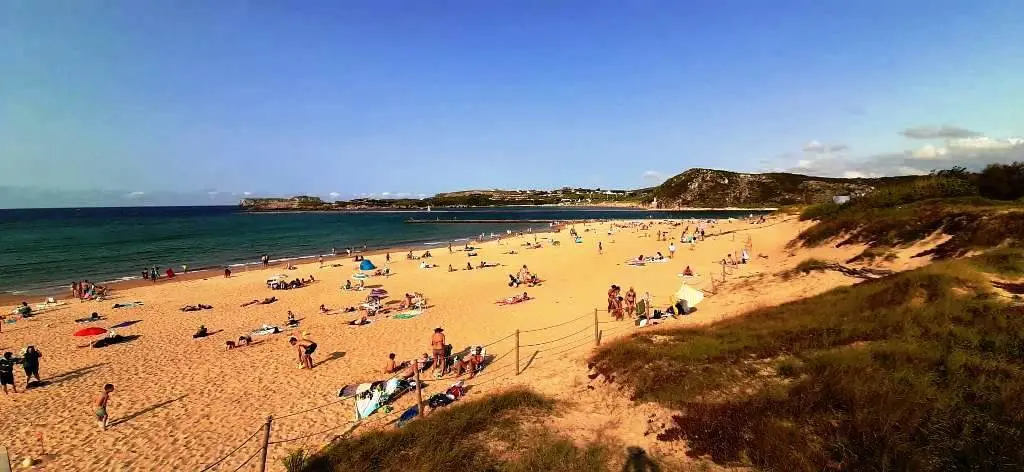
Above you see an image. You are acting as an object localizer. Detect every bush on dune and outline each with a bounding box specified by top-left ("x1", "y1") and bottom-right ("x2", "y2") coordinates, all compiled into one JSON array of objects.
[
  {"x1": 795, "y1": 164, "x2": 1024, "y2": 258},
  {"x1": 591, "y1": 258, "x2": 1024, "y2": 471},
  {"x1": 295, "y1": 388, "x2": 610, "y2": 472}
]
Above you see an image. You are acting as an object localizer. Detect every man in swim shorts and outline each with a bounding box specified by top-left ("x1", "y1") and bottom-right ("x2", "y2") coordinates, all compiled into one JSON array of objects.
[{"x1": 289, "y1": 337, "x2": 317, "y2": 369}]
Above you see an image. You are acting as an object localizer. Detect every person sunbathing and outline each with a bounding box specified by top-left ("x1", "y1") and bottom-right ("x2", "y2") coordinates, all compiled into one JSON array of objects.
[
  {"x1": 260, "y1": 297, "x2": 277, "y2": 305},
  {"x1": 453, "y1": 348, "x2": 484, "y2": 379},
  {"x1": 499, "y1": 292, "x2": 531, "y2": 304},
  {"x1": 465, "y1": 262, "x2": 473, "y2": 271},
  {"x1": 344, "y1": 280, "x2": 353, "y2": 290},
  {"x1": 348, "y1": 315, "x2": 370, "y2": 326},
  {"x1": 16, "y1": 302, "x2": 32, "y2": 317},
  {"x1": 682, "y1": 265, "x2": 695, "y2": 277},
  {"x1": 74, "y1": 312, "x2": 103, "y2": 323},
  {"x1": 286, "y1": 311, "x2": 299, "y2": 327},
  {"x1": 448, "y1": 264, "x2": 455, "y2": 272},
  {"x1": 508, "y1": 274, "x2": 520, "y2": 287},
  {"x1": 384, "y1": 353, "x2": 415, "y2": 378},
  {"x1": 319, "y1": 304, "x2": 329, "y2": 313},
  {"x1": 192, "y1": 325, "x2": 209, "y2": 338}
]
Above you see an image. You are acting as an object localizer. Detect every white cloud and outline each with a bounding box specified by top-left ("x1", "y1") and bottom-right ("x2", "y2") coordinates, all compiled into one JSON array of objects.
[
  {"x1": 947, "y1": 136, "x2": 1022, "y2": 151},
  {"x1": 642, "y1": 170, "x2": 666, "y2": 182},
  {"x1": 125, "y1": 191, "x2": 145, "y2": 199},
  {"x1": 900, "y1": 125, "x2": 981, "y2": 140},
  {"x1": 416, "y1": 193, "x2": 428, "y2": 198},
  {"x1": 381, "y1": 192, "x2": 391, "y2": 196},
  {"x1": 328, "y1": 192, "x2": 341, "y2": 198},
  {"x1": 802, "y1": 140, "x2": 824, "y2": 153},
  {"x1": 777, "y1": 128, "x2": 1023, "y2": 178},
  {"x1": 243, "y1": 191, "x2": 253, "y2": 196},
  {"x1": 911, "y1": 144, "x2": 949, "y2": 159}
]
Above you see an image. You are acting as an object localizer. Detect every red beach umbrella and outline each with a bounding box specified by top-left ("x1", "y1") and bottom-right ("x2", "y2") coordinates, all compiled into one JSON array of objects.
[{"x1": 74, "y1": 327, "x2": 107, "y2": 337}]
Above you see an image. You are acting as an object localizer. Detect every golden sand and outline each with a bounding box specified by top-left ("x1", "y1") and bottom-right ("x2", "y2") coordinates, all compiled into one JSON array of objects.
[{"x1": 0, "y1": 216, "x2": 918, "y2": 471}]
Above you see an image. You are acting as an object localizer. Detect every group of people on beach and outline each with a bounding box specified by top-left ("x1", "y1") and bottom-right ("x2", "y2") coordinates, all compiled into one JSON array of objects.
[
  {"x1": 607, "y1": 285, "x2": 642, "y2": 321},
  {"x1": 0, "y1": 346, "x2": 43, "y2": 394},
  {"x1": 70, "y1": 280, "x2": 108, "y2": 300}
]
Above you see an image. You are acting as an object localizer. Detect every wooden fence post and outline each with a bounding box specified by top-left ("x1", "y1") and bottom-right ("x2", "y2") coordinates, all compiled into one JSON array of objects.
[
  {"x1": 514, "y1": 330, "x2": 520, "y2": 375},
  {"x1": 594, "y1": 309, "x2": 600, "y2": 346},
  {"x1": 415, "y1": 368, "x2": 424, "y2": 417},
  {"x1": 257, "y1": 415, "x2": 272, "y2": 472}
]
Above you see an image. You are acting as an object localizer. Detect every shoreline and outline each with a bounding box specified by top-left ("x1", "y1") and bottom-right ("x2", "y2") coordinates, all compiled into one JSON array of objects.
[
  {"x1": 0, "y1": 223, "x2": 564, "y2": 305},
  {"x1": 2, "y1": 208, "x2": 774, "y2": 303}
]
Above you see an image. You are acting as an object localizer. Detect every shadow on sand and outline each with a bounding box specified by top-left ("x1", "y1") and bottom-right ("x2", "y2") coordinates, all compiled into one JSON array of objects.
[{"x1": 110, "y1": 394, "x2": 189, "y2": 427}]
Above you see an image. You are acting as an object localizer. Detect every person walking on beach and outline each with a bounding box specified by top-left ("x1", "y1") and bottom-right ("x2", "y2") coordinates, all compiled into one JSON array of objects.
[
  {"x1": 1, "y1": 352, "x2": 17, "y2": 394},
  {"x1": 668, "y1": 242, "x2": 677, "y2": 259},
  {"x1": 431, "y1": 327, "x2": 446, "y2": 376},
  {"x1": 386, "y1": 252, "x2": 391, "y2": 263},
  {"x1": 22, "y1": 346, "x2": 42, "y2": 388},
  {"x1": 318, "y1": 255, "x2": 324, "y2": 268},
  {"x1": 95, "y1": 384, "x2": 114, "y2": 430},
  {"x1": 598, "y1": 241, "x2": 603, "y2": 254}
]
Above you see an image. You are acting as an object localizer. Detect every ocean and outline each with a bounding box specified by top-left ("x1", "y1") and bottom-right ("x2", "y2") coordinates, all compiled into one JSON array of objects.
[{"x1": 0, "y1": 206, "x2": 769, "y2": 295}]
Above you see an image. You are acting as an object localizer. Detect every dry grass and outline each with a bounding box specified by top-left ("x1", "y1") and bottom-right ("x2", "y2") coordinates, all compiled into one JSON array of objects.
[
  {"x1": 591, "y1": 254, "x2": 1024, "y2": 471},
  {"x1": 293, "y1": 388, "x2": 611, "y2": 472}
]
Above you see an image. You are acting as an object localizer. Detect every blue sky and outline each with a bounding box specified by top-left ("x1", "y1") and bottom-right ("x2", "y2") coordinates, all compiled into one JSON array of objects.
[{"x1": 2, "y1": 0, "x2": 1022, "y2": 206}]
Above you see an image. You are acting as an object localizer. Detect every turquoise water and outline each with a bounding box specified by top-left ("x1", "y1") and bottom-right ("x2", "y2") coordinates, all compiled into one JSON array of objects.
[{"x1": 0, "y1": 206, "x2": 769, "y2": 295}]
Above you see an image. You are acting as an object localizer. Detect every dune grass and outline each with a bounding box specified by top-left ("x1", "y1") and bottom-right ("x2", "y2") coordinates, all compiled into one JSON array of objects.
[
  {"x1": 293, "y1": 388, "x2": 610, "y2": 472},
  {"x1": 796, "y1": 196, "x2": 1024, "y2": 258},
  {"x1": 591, "y1": 256, "x2": 1024, "y2": 471}
]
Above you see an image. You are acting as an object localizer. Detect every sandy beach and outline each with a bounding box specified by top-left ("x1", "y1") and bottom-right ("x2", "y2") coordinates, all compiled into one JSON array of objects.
[{"x1": 0, "y1": 215, "x2": 920, "y2": 471}]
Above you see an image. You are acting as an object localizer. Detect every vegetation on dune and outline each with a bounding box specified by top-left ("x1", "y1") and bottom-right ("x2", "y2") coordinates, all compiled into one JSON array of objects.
[
  {"x1": 292, "y1": 389, "x2": 612, "y2": 472},
  {"x1": 590, "y1": 255, "x2": 1024, "y2": 471},
  {"x1": 796, "y1": 163, "x2": 1024, "y2": 258}
]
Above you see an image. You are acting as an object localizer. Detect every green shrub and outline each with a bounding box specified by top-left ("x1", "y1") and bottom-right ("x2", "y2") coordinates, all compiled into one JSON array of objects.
[
  {"x1": 799, "y1": 202, "x2": 842, "y2": 220},
  {"x1": 592, "y1": 262, "x2": 1024, "y2": 471},
  {"x1": 298, "y1": 389, "x2": 610, "y2": 472},
  {"x1": 978, "y1": 162, "x2": 1024, "y2": 201}
]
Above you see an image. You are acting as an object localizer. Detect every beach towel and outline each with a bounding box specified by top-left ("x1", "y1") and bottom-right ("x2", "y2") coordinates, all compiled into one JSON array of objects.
[
  {"x1": 251, "y1": 325, "x2": 281, "y2": 336},
  {"x1": 397, "y1": 405, "x2": 419, "y2": 428},
  {"x1": 393, "y1": 310, "x2": 422, "y2": 320},
  {"x1": 112, "y1": 301, "x2": 144, "y2": 309},
  {"x1": 356, "y1": 382, "x2": 384, "y2": 419}
]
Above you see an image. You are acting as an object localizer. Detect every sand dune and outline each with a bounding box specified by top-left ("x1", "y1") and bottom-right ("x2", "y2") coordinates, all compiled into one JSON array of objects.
[{"x1": 0, "y1": 215, "x2": 910, "y2": 471}]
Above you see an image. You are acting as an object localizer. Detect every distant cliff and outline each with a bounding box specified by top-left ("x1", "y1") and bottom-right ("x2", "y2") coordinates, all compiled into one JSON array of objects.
[{"x1": 652, "y1": 169, "x2": 916, "y2": 208}]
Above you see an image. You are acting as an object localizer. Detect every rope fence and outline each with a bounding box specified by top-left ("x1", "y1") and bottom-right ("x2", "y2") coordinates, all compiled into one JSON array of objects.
[{"x1": 195, "y1": 303, "x2": 656, "y2": 471}]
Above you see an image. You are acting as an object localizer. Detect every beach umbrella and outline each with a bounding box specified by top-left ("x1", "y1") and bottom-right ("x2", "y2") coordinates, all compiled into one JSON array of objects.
[
  {"x1": 352, "y1": 273, "x2": 369, "y2": 280},
  {"x1": 74, "y1": 327, "x2": 107, "y2": 337},
  {"x1": 671, "y1": 283, "x2": 704, "y2": 309},
  {"x1": 359, "y1": 259, "x2": 377, "y2": 271}
]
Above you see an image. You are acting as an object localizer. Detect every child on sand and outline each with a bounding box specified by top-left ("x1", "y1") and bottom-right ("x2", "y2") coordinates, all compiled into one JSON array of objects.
[{"x1": 96, "y1": 384, "x2": 114, "y2": 430}]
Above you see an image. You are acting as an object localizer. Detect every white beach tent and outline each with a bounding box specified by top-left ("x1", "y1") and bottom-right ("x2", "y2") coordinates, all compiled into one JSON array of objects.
[{"x1": 671, "y1": 283, "x2": 704, "y2": 313}]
